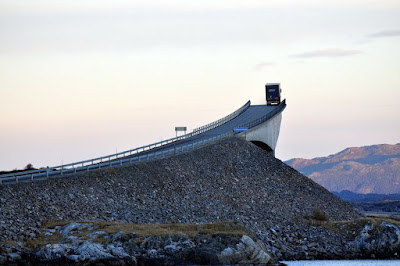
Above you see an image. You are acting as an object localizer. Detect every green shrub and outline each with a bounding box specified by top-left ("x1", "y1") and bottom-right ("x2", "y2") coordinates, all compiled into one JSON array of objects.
[
  {"x1": 310, "y1": 208, "x2": 329, "y2": 221},
  {"x1": 24, "y1": 163, "x2": 34, "y2": 170}
]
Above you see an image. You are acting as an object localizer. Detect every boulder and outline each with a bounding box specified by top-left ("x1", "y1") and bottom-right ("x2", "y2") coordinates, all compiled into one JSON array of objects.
[
  {"x1": 218, "y1": 235, "x2": 271, "y2": 264},
  {"x1": 57, "y1": 222, "x2": 93, "y2": 237},
  {"x1": 35, "y1": 243, "x2": 74, "y2": 261}
]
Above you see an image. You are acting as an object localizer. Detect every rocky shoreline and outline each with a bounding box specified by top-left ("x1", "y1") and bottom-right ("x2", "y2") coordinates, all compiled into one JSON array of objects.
[
  {"x1": 1, "y1": 137, "x2": 400, "y2": 264},
  {"x1": 6, "y1": 221, "x2": 274, "y2": 265},
  {"x1": 3, "y1": 218, "x2": 400, "y2": 265}
]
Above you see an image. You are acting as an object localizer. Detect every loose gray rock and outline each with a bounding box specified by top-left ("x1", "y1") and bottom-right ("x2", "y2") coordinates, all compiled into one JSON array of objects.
[
  {"x1": 58, "y1": 222, "x2": 93, "y2": 237},
  {"x1": 7, "y1": 253, "x2": 21, "y2": 262},
  {"x1": 87, "y1": 230, "x2": 107, "y2": 239}
]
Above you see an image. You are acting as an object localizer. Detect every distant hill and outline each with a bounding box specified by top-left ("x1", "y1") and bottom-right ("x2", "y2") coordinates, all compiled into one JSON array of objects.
[
  {"x1": 333, "y1": 190, "x2": 400, "y2": 203},
  {"x1": 285, "y1": 143, "x2": 400, "y2": 194},
  {"x1": 332, "y1": 190, "x2": 400, "y2": 213}
]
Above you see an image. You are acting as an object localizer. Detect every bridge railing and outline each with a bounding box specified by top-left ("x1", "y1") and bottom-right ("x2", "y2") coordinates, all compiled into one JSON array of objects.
[
  {"x1": 0, "y1": 100, "x2": 251, "y2": 183},
  {"x1": 192, "y1": 100, "x2": 251, "y2": 135},
  {"x1": 235, "y1": 99, "x2": 286, "y2": 132},
  {"x1": 0, "y1": 132, "x2": 234, "y2": 185}
]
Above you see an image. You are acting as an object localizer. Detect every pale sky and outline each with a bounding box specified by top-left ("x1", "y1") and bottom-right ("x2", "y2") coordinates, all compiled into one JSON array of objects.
[{"x1": 1, "y1": 0, "x2": 399, "y2": 170}]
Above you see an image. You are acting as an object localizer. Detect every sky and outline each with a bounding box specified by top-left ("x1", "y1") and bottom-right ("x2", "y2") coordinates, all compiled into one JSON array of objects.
[{"x1": 1, "y1": 0, "x2": 399, "y2": 170}]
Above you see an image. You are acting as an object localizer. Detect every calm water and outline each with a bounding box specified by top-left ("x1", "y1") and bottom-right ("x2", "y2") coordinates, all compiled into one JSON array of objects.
[{"x1": 282, "y1": 260, "x2": 400, "y2": 266}]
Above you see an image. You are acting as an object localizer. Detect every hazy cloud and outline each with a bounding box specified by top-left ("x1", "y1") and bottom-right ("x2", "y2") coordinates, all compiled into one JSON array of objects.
[
  {"x1": 293, "y1": 49, "x2": 364, "y2": 58},
  {"x1": 254, "y1": 62, "x2": 277, "y2": 71},
  {"x1": 367, "y1": 29, "x2": 400, "y2": 38},
  {"x1": 2, "y1": 0, "x2": 399, "y2": 13}
]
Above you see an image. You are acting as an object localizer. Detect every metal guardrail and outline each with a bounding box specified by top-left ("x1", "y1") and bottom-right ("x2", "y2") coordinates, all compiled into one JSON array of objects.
[
  {"x1": 192, "y1": 100, "x2": 251, "y2": 135},
  {"x1": 0, "y1": 101, "x2": 251, "y2": 185},
  {"x1": 235, "y1": 99, "x2": 286, "y2": 132},
  {"x1": 0, "y1": 132, "x2": 234, "y2": 185}
]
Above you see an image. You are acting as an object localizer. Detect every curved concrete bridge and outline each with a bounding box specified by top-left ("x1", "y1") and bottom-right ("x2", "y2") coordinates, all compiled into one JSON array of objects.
[{"x1": 0, "y1": 99, "x2": 286, "y2": 184}]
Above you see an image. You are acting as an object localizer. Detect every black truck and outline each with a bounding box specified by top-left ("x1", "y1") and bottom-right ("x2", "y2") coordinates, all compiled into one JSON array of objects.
[{"x1": 266, "y1": 83, "x2": 281, "y2": 105}]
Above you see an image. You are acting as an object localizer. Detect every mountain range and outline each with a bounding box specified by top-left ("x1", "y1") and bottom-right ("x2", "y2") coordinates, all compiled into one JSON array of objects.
[{"x1": 285, "y1": 143, "x2": 400, "y2": 194}]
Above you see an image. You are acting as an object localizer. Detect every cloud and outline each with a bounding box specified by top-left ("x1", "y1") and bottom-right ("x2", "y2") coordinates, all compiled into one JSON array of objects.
[
  {"x1": 2, "y1": 0, "x2": 399, "y2": 13},
  {"x1": 254, "y1": 62, "x2": 277, "y2": 71},
  {"x1": 292, "y1": 49, "x2": 364, "y2": 58},
  {"x1": 367, "y1": 30, "x2": 400, "y2": 38}
]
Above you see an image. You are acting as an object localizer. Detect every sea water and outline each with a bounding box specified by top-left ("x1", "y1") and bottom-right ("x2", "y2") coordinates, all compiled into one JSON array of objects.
[{"x1": 282, "y1": 260, "x2": 400, "y2": 266}]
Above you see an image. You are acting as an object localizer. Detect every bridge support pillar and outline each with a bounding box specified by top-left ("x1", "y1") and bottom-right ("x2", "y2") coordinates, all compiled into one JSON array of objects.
[{"x1": 238, "y1": 112, "x2": 282, "y2": 156}]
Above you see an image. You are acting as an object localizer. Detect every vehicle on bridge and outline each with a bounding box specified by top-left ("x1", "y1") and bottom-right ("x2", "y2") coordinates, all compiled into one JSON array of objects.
[{"x1": 266, "y1": 83, "x2": 281, "y2": 105}]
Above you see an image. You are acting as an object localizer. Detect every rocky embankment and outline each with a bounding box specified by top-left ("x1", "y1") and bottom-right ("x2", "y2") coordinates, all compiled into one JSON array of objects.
[{"x1": 1, "y1": 137, "x2": 399, "y2": 264}]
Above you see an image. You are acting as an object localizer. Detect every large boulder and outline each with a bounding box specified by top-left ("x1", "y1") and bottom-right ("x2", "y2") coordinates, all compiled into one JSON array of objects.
[{"x1": 219, "y1": 235, "x2": 271, "y2": 264}]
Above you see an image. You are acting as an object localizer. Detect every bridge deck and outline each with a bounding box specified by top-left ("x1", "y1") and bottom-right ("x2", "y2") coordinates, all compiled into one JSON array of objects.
[
  {"x1": 0, "y1": 101, "x2": 284, "y2": 184},
  {"x1": 119, "y1": 104, "x2": 279, "y2": 161},
  {"x1": 174, "y1": 105, "x2": 275, "y2": 144}
]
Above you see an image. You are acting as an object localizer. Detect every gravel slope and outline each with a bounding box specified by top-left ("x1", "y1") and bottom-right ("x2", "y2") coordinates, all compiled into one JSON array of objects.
[{"x1": 0, "y1": 137, "x2": 360, "y2": 259}]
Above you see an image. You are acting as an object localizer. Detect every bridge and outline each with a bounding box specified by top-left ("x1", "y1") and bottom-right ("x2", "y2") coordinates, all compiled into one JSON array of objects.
[{"x1": 0, "y1": 99, "x2": 286, "y2": 185}]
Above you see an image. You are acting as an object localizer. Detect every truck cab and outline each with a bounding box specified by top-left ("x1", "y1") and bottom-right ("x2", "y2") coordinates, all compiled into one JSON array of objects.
[{"x1": 266, "y1": 83, "x2": 281, "y2": 105}]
